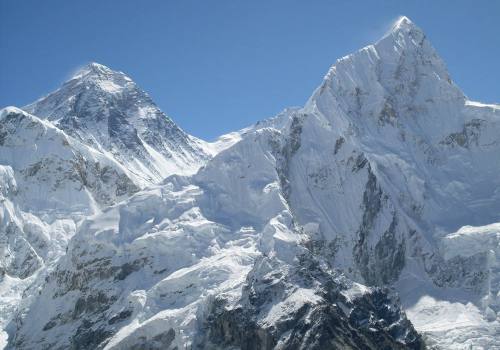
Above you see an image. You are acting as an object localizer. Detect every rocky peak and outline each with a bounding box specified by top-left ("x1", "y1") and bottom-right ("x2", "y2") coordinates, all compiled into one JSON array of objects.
[
  {"x1": 23, "y1": 63, "x2": 211, "y2": 186},
  {"x1": 24, "y1": 62, "x2": 147, "y2": 122},
  {"x1": 385, "y1": 16, "x2": 424, "y2": 41},
  {"x1": 67, "y1": 62, "x2": 134, "y2": 94},
  {"x1": 73, "y1": 62, "x2": 117, "y2": 77},
  {"x1": 374, "y1": 15, "x2": 452, "y2": 80},
  {"x1": 308, "y1": 16, "x2": 465, "y2": 143}
]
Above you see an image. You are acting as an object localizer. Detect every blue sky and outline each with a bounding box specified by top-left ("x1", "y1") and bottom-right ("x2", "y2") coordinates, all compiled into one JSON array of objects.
[{"x1": 1, "y1": 1, "x2": 499, "y2": 140}]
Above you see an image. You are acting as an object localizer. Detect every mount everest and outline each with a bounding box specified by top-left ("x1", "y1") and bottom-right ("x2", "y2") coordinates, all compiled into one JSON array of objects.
[{"x1": 0, "y1": 16, "x2": 499, "y2": 349}]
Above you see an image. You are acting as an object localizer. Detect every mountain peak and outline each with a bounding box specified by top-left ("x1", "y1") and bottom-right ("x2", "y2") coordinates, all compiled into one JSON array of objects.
[
  {"x1": 23, "y1": 62, "x2": 211, "y2": 186},
  {"x1": 82, "y1": 61, "x2": 112, "y2": 74},
  {"x1": 0, "y1": 106, "x2": 25, "y2": 118},
  {"x1": 70, "y1": 62, "x2": 131, "y2": 85},
  {"x1": 310, "y1": 15, "x2": 464, "y2": 137},
  {"x1": 377, "y1": 15, "x2": 426, "y2": 49},
  {"x1": 391, "y1": 16, "x2": 417, "y2": 33}
]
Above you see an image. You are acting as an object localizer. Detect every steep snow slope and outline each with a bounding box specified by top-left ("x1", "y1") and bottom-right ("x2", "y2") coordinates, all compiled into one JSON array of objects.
[
  {"x1": 0, "y1": 107, "x2": 141, "y2": 345},
  {"x1": 24, "y1": 63, "x2": 211, "y2": 186},
  {"x1": 282, "y1": 17, "x2": 500, "y2": 347},
  {"x1": 400, "y1": 222, "x2": 500, "y2": 349},
  {"x1": 10, "y1": 127, "x2": 423, "y2": 349},
  {"x1": 6, "y1": 16, "x2": 500, "y2": 350},
  {"x1": 0, "y1": 107, "x2": 139, "y2": 213},
  {"x1": 281, "y1": 17, "x2": 500, "y2": 347}
]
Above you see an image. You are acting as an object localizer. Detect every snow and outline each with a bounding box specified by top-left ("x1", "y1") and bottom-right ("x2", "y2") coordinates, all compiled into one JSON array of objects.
[
  {"x1": 261, "y1": 288, "x2": 321, "y2": 326},
  {"x1": 2, "y1": 16, "x2": 500, "y2": 350},
  {"x1": 0, "y1": 274, "x2": 35, "y2": 348},
  {"x1": 0, "y1": 106, "x2": 146, "y2": 348},
  {"x1": 341, "y1": 282, "x2": 371, "y2": 302},
  {"x1": 97, "y1": 80, "x2": 122, "y2": 93},
  {"x1": 465, "y1": 100, "x2": 500, "y2": 110},
  {"x1": 441, "y1": 223, "x2": 500, "y2": 260},
  {"x1": 203, "y1": 131, "x2": 243, "y2": 156},
  {"x1": 398, "y1": 276, "x2": 500, "y2": 349},
  {"x1": 23, "y1": 62, "x2": 214, "y2": 187}
]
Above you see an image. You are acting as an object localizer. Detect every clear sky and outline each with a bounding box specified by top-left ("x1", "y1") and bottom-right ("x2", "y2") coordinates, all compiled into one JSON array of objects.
[{"x1": 1, "y1": 1, "x2": 499, "y2": 140}]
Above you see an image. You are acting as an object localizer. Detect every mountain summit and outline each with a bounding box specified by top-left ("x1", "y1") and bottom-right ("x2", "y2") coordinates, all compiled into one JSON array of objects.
[
  {"x1": 71, "y1": 62, "x2": 124, "y2": 80},
  {"x1": 24, "y1": 62, "x2": 211, "y2": 185},
  {"x1": 389, "y1": 15, "x2": 420, "y2": 34},
  {"x1": 312, "y1": 14, "x2": 464, "y2": 140}
]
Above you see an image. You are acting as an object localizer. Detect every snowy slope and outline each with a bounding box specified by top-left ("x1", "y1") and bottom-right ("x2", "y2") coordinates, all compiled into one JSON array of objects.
[
  {"x1": 0, "y1": 62, "x2": 233, "y2": 347},
  {"x1": 0, "y1": 106, "x2": 140, "y2": 277},
  {"x1": 5, "y1": 16, "x2": 500, "y2": 350},
  {"x1": 0, "y1": 106, "x2": 143, "y2": 345},
  {"x1": 282, "y1": 17, "x2": 500, "y2": 347},
  {"x1": 10, "y1": 127, "x2": 423, "y2": 349},
  {"x1": 0, "y1": 107, "x2": 139, "y2": 213},
  {"x1": 401, "y1": 222, "x2": 500, "y2": 349},
  {"x1": 24, "y1": 63, "x2": 212, "y2": 186}
]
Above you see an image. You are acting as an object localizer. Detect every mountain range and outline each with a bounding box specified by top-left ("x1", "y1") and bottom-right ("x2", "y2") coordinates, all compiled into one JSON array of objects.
[{"x1": 0, "y1": 16, "x2": 498, "y2": 349}]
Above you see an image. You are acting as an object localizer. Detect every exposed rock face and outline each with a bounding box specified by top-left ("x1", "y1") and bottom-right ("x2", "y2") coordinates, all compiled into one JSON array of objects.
[
  {"x1": 24, "y1": 63, "x2": 212, "y2": 185},
  {"x1": 0, "y1": 221, "x2": 42, "y2": 279},
  {"x1": 202, "y1": 255, "x2": 423, "y2": 350},
  {"x1": 353, "y1": 167, "x2": 406, "y2": 286},
  {"x1": 440, "y1": 119, "x2": 486, "y2": 148}
]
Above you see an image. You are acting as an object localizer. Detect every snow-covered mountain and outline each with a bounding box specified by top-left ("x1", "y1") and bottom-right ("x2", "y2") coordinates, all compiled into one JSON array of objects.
[
  {"x1": 8, "y1": 126, "x2": 423, "y2": 349},
  {"x1": 24, "y1": 63, "x2": 213, "y2": 186},
  {"x1": 2, "y1": 16, "x2": 499, "y2": 349},
  {"x1": 0, "y1": 106, "x2": 141, "y2": 344},
  {"x1": 0, "y1": 64, "x2": 225, "y2": 346}
]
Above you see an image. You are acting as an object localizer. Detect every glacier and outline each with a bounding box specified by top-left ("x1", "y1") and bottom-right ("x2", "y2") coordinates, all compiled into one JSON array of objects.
[{"x1": 0, "y1": 15, "x2": 499, "y2": 349}]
